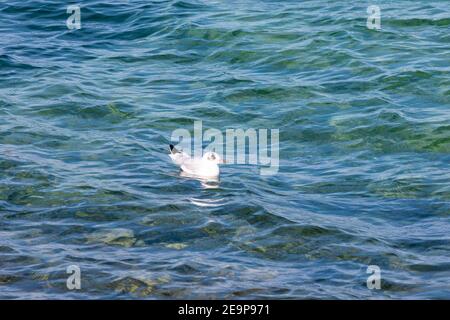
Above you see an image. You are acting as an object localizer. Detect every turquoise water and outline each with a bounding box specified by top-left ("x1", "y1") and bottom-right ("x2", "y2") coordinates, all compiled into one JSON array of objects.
[{"x1": 0, "y1": 0, "x2": 449, "y2": 299}]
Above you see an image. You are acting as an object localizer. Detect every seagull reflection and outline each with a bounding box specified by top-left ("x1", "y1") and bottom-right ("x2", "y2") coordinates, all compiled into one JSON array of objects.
[{"x1": 179, "y1": 170, "x2": 220, "y2": 189}]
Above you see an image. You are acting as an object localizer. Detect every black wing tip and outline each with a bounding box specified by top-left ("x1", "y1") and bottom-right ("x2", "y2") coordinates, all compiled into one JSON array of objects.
[{"x1": 169, "y1": 144, "x2": 179, "y2": 154}]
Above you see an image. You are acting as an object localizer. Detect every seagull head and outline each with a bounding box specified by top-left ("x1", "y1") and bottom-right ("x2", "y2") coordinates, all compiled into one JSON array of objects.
[{"x1": 203, "y1": 151, "x2": 225, "y2": 164}]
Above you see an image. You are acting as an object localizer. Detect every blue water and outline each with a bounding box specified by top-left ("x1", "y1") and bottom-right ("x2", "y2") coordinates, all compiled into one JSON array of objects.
[{"x1": 0, "y1": 0, "x2": 449, "y2": 299}]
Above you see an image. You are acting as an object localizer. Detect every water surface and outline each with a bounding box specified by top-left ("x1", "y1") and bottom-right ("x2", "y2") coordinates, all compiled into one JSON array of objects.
[{"x1": 0, "y1": 0, "x2": 449, "y2": 299}]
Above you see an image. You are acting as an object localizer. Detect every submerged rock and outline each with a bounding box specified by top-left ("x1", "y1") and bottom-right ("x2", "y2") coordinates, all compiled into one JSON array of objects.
[
  {"x1": 110, "y1": 277, "x2": 154, "y2": 296},
  {"x1": 165, "y1": 243, "x2": 188, "y2": 250},
  {"x1": 0, "y1": 274, "x2": 21, "y2": 285},
  {"x1": 109, "y1": 275, "x2": 171, "y2": 297},
  {"x1": 86, "y1": 228, "x2": 136, "y2": 247}
]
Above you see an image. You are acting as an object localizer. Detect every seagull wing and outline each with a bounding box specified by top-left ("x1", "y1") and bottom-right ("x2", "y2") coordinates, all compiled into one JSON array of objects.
[
  {"x1": 169, "y1": 144, "x2": 190, "y2": 166},
  {"x1": 180, "y1": 158, "x2": 204, "y2": 175}
]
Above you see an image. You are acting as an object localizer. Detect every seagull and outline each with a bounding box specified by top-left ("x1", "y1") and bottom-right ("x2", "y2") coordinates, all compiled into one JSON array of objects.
[{"x1": 169, "y1": 144, "x2": 224, "y2": 178}]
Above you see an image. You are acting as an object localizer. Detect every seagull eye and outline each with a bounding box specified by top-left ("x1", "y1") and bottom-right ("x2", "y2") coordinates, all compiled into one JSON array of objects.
[{"x1": 209, "y1": 154, "x2": 216, "y2": 160}]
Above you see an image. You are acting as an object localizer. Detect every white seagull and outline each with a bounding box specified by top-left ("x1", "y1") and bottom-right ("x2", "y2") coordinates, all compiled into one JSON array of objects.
[{"x1": 169, "y1": 144, "x2": 224, "y2": 178}]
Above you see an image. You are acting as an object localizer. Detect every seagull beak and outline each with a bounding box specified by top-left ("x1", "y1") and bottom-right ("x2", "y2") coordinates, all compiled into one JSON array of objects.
[{"x1": 222, "y1": 159, "x2": 226, "y2": 164}]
